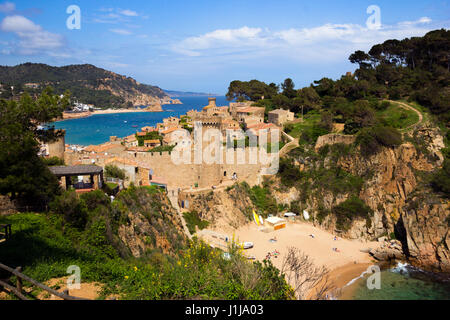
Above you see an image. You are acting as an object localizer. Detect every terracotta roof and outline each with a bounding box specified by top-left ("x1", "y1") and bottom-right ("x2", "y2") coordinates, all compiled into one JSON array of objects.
[
  {"x1": 126, "y1": 146, "x2": 151, "y2": 152},
  {"x1": 144, "y1": 140, "x2": 161, "y2": 144},
  {"x1": 84, "y1": 143, "x2": 121, "y2": 153},
  {"x1": 161, "y1": 127, "x2": 181, "y2": 135},
  {"x1": 247, "y1": 123, "x2": 280, "y2": 133},
  {"x1": 148, "y1": 176, "x2": 168, "y2": 185},
  {"x1": 269, "y1": 108, "x2": 292, "y2": 114},
  {"x1": 237, "y1": 106, "x2": 264, "y2": 113}
]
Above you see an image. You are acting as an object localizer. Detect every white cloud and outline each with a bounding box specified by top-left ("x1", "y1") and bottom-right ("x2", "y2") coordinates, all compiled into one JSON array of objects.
[
  {"x1": 0, "y1": 15, "x2": 64, "y2": 54},
  {"x1": 110, "y1": 28, "x2": 133, "y2": 35},
  {"x1": 94, "y1": 8, "x2": 140, "y2": 24},
  {"x1": 173, "y1": 26, "x2": 264, "y2": 56},
  {"x1": 171, "y1": 17, "x2": 441, "y2": 63},
  {"x1": 119, "y1": 9, "x2": 138, "y2": 17},
  {"x1": 0, "y1": 1, "x2": 15, "y2": 13}
]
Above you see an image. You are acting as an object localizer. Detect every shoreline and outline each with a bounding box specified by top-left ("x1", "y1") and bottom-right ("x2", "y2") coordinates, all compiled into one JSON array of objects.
[
  {"x1": 203, "y1": 221, "x2": 381, "y2": 300},
  {"x1": 61, "y1": 108, "x2": 164, "y2": 121},
  {"x1": 329, "y1": 262, "x2": 374, "y2": 299}
]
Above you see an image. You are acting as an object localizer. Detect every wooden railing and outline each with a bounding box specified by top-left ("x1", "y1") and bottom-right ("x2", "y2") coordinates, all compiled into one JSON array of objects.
[
  {"x1": 0, "y1": 224, "x2": 11, "y2": 243},
  {"x1": 0, "y1": 262, "x2": 88, "y2": 300}
]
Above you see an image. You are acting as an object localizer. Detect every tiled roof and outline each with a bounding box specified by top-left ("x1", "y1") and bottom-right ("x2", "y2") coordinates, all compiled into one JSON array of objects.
[
  {"x1": 161, "y1": 127, "x2": 181, "y2": 135},
  {"x1": 269, "y1": 108, "x2": 291, "y2": 114},
  {"x1": 237, "y1": 106, "x2": 264, "y2": 113},
  {"x1": 84, "y1": 143, "x2": 121, "y2": 153}
]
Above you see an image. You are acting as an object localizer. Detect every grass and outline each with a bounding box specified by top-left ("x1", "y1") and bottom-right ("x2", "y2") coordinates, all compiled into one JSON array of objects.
[
  {"x1": 377, "y1": 102, "x2": 420, "y2": 129},
  {"x1": 0, "y1": 212, "x2": 122, "y2": 285},
  {"x1": 284, "y1": 112, "x2": 321, "y2": 139},
  {"x1": 148, "y1": 145, "x2": 175, "y2": 153},
  {"x1": 399, "y1": 99, "x2": 430, "y2": 124},
  {"x1": 106, "y1": 182, "x2": 118, "y2": 189},
  {"x1": 0, "y1": 183, "x2": 296, "y2": 300}
]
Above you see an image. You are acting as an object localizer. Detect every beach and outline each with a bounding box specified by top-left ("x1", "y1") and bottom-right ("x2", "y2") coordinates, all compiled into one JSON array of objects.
[
  {"x1": 62, "y1": 108, "x2": 163, "y2": 120},
  {"x1": 202, "y1": 221, "x2": 382, "y2": 299}
]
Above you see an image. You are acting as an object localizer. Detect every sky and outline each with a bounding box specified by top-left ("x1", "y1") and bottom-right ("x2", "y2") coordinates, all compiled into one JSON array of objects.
[{"x1": 0, "y1": 1, "x2": 449, "y2": 94}]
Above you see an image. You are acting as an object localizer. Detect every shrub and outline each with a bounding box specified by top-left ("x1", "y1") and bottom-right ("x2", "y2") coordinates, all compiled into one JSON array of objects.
[
  {"x1": 378, "y1": 101, "x2": 391, "y2": 111},
  {"x1": 431, "y1": 159, "x2": 450, "y2": 198},
  {"x1": 332, "y1": 196, "x2": 373, "y2": 231},
  {"x1": 80, "y1": 190, "x2": 111, "y2": 211},
  {"x1": 248, "y1": 186, "x2": 278, "y2": 216},
  {"x1": 357, "y1": 125, "x2": 402, "y2": 157},
  {"x1": 105, "y1": 165, "x2": 126, "y2": 180},
  {"x1": 50, "y1": 190, "x2": 88, "y2": 229},
  {"x1": 183, "y1": 211, "x2": 209, "y2": 234},
  {"x1": 278, "y1": 157, "x2": 302, "y2": 188},
  {"x1": 42, "y1": 157, "x2": 65, "y2": 166}
]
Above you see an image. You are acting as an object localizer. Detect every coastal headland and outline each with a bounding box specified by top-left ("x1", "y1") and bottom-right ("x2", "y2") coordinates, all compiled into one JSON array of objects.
[{"x1": 61, "y1": 108, "x2": 165, "y2": 120}]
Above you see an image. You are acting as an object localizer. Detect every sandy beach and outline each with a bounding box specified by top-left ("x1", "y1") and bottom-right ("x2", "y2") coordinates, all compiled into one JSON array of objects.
[
  {"x1": 200, "y1": 221, "x2": 381, "y2": 299},
  {"x1": 62, "y1": 108, "x2": 163, "y2": 120}
]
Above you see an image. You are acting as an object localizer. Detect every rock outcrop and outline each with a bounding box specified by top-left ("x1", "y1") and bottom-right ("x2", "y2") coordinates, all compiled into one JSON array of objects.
[
  {"x1": 402, "y1": 195, "x2": 450, "y2": 272},
  {"x1": 294, "y1": 126, "x2": 449, "y2": 272},
  {"x1": 116, "y1": 191, "x2": 187, "y2": 258},
  {"x1": 370, "y1": 239, "x2": 405, "y2": 262},
  {"x1": 180, "y1": 185, "x2": 254, "y2": 233}
]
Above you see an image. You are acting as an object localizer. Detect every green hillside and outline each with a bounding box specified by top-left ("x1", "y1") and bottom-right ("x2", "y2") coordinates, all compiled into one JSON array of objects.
[{"x1": 0, "y1": 63, "x2": 168, "y2": 109}]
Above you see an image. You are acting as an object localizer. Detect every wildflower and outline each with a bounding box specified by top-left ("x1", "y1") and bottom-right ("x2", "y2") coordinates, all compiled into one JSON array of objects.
[
  {"x1": 124, "y1": 275, "x2": 129, "y2": 280},
  {"x1": 134, "y1": 266, "x2": 138, "y2": 272}
]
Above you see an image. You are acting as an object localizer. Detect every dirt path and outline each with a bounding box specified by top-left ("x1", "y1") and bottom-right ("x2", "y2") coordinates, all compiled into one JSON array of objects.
[{"x1": 388, "y1": 100, "x2": 424, "y2": 130}]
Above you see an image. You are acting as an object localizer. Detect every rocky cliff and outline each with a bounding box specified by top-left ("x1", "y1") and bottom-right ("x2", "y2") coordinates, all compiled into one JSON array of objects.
[
  {"x1": 180, "y1": 185, "x2": 254, "y2": 233},
  {"x1": 168, "y1": 125, "x2": 449, "y2": 272},
  {"x1": 284, "y1": 125, "x2": 450, "y2": 272},
  {"x1": 114, "y1": 188, "x2": 187, "y2": 258}
]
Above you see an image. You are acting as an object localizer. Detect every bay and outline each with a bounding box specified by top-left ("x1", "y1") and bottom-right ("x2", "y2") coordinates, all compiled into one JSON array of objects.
[{"x1": 52, "y1": 96, "x2": 229, "y2": 146}]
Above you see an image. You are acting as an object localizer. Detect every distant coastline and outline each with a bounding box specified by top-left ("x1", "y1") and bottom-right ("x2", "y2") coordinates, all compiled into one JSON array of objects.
[
  {"x1": 164, "y1": 89, "x2": 221, "y2": 98},
  {"x1": 60, "y1": 108, "x2": 163, "y2": 120}
]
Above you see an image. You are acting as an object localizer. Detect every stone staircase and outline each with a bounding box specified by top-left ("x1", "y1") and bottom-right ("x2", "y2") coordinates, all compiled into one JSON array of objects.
[{"x1": 167, "y1": 189, "x2": 193, "y2": 240}]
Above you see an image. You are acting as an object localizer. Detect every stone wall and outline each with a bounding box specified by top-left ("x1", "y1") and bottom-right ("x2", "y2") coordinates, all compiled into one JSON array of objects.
[
  {"x1": 314, "y1": 133, "x2": 356, "y2": 151},
  {"x1": 65, "y1": 146, "x2": 272, "y2": 189}
]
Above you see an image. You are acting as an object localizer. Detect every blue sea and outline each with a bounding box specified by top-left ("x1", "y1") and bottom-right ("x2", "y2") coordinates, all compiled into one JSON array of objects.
[
  {"x1": 52, "y1": 96, "x2": 229, "y2": 146},
  {"x1": 342, "y1": 263, "x2": 450, "y2": 300}
]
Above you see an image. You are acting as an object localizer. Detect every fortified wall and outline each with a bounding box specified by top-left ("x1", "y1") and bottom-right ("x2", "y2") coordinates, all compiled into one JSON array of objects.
[{"x1": 65, "y1": 146, "x2": 275, "y2": 189}]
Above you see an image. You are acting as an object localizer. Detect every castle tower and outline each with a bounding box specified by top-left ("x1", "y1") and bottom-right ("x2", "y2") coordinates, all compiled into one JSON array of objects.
[{"x1": 208, "y1": 97, "x2": 216, "y2": 108}]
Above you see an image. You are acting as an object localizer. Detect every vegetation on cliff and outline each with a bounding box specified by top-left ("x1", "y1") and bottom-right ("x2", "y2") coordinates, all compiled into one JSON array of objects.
[
  {"x1": 0, "y1": 186, "x2": 293, "y2": 300},
  {"x1": 0, "y1": 63, "x2": 169, "y2": 109}
]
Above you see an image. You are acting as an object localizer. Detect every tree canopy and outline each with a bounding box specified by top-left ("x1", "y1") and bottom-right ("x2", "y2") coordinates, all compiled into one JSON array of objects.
[{"x1": 0, "y1": 87, "x2": 69, "y2": 207}]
